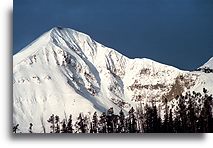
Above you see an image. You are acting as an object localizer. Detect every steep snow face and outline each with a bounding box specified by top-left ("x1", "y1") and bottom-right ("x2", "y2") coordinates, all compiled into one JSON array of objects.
[
  {"x1": 13, "y1": 27, "x2": 213, "y2": 132},
  {"x1": 199, "y1": 57, "x2": 213, "y2": 69},
  {"x1": 191, "y1": 56, "x2": 213, "y2": 94}
]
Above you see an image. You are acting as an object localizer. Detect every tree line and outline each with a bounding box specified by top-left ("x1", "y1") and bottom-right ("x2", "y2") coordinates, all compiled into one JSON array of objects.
[{"x1": 13, "y1": 88, "x2": 213, "y2": 133}]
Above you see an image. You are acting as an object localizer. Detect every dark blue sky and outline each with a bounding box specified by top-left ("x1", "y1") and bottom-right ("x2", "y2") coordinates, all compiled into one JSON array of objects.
[{"x1": 14, "y1": 0, "x2": 213, "y2": 70}]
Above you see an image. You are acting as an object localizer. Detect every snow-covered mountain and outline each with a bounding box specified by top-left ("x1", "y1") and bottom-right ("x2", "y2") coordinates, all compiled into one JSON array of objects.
[
  {"x1": 13, "y1": 27, "x2": 213, "y2": 133},
  {"x1": 197, "y1": 57, "x2": 213, "y2": 73},
  {"x1": 200, "y1": 57, "x2": 213, "y2": 69}
]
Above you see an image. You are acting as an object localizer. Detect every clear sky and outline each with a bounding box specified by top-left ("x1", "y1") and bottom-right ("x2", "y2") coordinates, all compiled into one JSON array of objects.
[{"x1": 14, "y1": 0, "x2": 213, "y2": 70}]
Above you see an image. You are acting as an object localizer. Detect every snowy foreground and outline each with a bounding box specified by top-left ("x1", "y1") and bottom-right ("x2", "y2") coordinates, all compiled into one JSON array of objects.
[{"x1": 13, "y1": 27, "x2": 213, "y2": 133}]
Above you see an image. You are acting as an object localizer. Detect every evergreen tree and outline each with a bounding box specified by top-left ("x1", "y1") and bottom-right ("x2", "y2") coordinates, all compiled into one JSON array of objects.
[
  {"x1": 113, "y1": 115, "x2": 119, "y2": 133},
  {"x1": 173, "y1": 96, "x2": 181, "y2": 133},
  {"x1": 99, "y1": 112, "x2": 107, "y2": 133},
  {"x1": 208, "y1": 95, "x2": 213, "y2": 132},
  {"x1": 118, "y1": 109, "x2": 125, "y2": 133},
  {"x1": 199, "y1": 94, "x2": 213, "y2": 132},
  {"x1": 75, "y1": 113, "x2": 87, "y2": 133},
  {"x1": 55, "y1": 115, "x2": 60, "y2": 133},
  {"x1": 61, "y1": 119, "x2": 67, "y2": 133},
  {"x1": 67, "y1": 115, "x2": 73, "y2": 133},
  {"x1": 136, "y1": 102, "x2": 145, "y2": 133},
  {"x1": 106, "y1": 107, "x2": 115, "y2": 133},
  {"x1": 152, "y1": 104, "x2": 161, "y2": 132},
  {"x1": 178, "y1": 95, "x2": 187, "y2": 132},
  {"x1": 187, "y1": 93, "x2": 196, "y2": 133},
  {"x1": 162, "y1": 98, "x2": 169, "y2": 132},
  {"x1": 203, "y1": 88, "x2": 208, "y2": 94},
  {"x1": 143, "y1": 104, "x2": 160, "y2": 133},
  {"x1": 127, "y1": 107, "x2": 137, "y2": 133},
  {"x1": 144, "y1": 105, "x2": 152, "y2": 132},
  {"x1": 84, "y1": 115, "x2": 90, "y2": 133},
  {"x1": 29, "y1": 123, "x2": 33, "y2": 133},
  {"x1": 47, "y1": 114, "x2": 55, "y2": 133},
  {"x1": 174, "y1": 115, "x2": 181, "y2": 133},
  {"x1": 91, "y1": 112, "x2": 98, "y2": 133}
]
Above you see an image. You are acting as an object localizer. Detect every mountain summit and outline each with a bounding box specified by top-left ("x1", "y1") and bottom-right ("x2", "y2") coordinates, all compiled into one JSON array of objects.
[{"x1": 13, "y1": 27, "x2": 213, "y2": 132}]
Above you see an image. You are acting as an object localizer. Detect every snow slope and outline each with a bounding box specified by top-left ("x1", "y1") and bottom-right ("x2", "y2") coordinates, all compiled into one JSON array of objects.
[
  {"x1": 13, "y1": 27, "x2": 213, "y2": 132},
  {"x1": 199, "y1": 57, "x2": 213, "y2": 70}
]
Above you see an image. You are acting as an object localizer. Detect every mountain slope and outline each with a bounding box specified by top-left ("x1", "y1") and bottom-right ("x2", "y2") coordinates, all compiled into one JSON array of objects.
[
  {"x1": 197, "y1": 57, "x2": 213, "y2": 73},
  {"x1": 13, "y1": 27, "x2": 213, "y2": 133},
  {"x1": 200, "y1": 57, "x2": 213, "y2": 69}
]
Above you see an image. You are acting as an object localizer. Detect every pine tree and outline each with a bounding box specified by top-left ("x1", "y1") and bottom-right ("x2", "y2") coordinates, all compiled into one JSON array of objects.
[
  {"x1": 55, "y1": 115, "x2": 60, "y2": 133},
  {"x1": 91, "y1": 112, "x2": 98, "y2": 133},
  {"x1": 208, "y1": 95, "x2": 213, "y2": 132},
  {"x1": 162, "y1": 98, "x2": 169, "y2": 132},
  {"x1": 178, "y1": 95, "x2": 187, "y2": 132},
  {"x1": 136, "y1": 102, "x2": 144, "y2": 133},
  {"x1": 144, "y1": 105, "x2": 152, "y2": 132},
  {"x1": 127, "y1": 107, "x2": 137, "y2": 133},
  {"x1": 67, "y1": 115, "x2": 73, "y2": 133},
  {"x1": 199, "y1": 94, "x2": 213, "y2": 132},
  {"x1": 118, "y1": 109, "x2": 125, "y2": 133},
  {"x1": 99, "y1": 112, "x2": 107, "y2": 133},
  {"x1": 29, "y1": 123, "x2": 33, "y2": 133},
  {"x1": 203, "y1": 88, "x2": 208, "y2": 94},
  {"x1": 75, "y1": 113, "x2": 87, "y2": 133},
  {"x1": 152, "y1": 104, "x2": 161, "y2": 132},
  {"x1": 47, "y1": 114, "x2": 55, "y2": 133},
  {"x1": 173, "y1": 96, "x2": 181, "y2": 133},
  {"x1": 143, "y1": 104, "x2": 159, "y2": 133},
  {"x1": 61, "y1": 119, "x2": 67, "y2": 133},
  {"x1": 112, "y1": 114, "x2": 119, "y2": 133},
  {"x1": 84, "y1": 115, "x2": 90, "y2": 133},
  {"x1": 174, "y1": 115, "x2": 181, "y2": 133},
  {"x1": 187, "y1": 93, "x2": 196, "y2": 133},
  {"x1": 106, "y1": 107, "x2": 114, "y2": 133}
]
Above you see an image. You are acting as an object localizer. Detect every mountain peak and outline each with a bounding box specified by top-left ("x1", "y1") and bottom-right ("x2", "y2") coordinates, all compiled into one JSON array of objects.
[
  {"x1": 48, "y1": 27, "x2": 74, "y2": 40},
  {"x1": 51, "y1": 26, "x2": 63, "y2": 31},
  {"x1": 48, "y1": 27, "x2": 90, "y2": 40},
  {"x1": 13, "y1": 27, "x2": 94, "y2": 66},
  {"x1": 49, "y1": 26, "x2": 72, "y2": 35},
  {"x1": 199, "y1": 57, "x2": 213, "y2": 70}
]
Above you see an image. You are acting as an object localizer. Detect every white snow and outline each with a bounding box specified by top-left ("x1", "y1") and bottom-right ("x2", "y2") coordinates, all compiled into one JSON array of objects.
[
  {"x1": 13, "y1": 27, "x2": 213, "y2": 133},
  {"x1": 199, "y1": 57, "x2": 213, "y2": 69}
]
